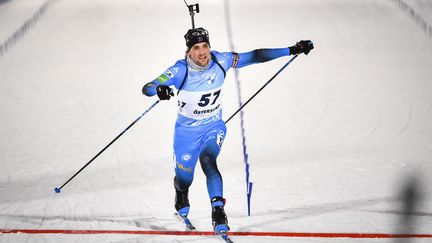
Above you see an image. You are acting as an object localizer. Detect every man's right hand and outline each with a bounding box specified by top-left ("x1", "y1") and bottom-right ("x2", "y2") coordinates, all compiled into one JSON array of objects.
[{"x1": 157, "y1": 85, "x2": 174, "y2": 100}]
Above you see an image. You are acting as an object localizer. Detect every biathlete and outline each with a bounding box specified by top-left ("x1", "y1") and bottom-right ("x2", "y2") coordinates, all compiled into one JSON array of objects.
[{"x1": 142, "y1": 27, "x2": 313, "y2": 233}]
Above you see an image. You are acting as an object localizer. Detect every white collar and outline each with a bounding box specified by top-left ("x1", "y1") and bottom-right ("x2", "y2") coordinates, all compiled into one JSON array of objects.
[{"x1": 186, "y1": 55, "x2": 211, "y2": 72}]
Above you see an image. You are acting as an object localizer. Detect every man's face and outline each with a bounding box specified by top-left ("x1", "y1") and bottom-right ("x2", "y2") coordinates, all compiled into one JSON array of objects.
[{"x1": 188, "y1": 42, "x2": 210, "y2": 67}]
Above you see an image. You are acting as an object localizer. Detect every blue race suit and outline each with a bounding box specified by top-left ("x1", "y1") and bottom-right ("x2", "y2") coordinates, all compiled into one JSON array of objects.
[{"x1": 143, "y1": 48, "x2": 291, "y2": 204}]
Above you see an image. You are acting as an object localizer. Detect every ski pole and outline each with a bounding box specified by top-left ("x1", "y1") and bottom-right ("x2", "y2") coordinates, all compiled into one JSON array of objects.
[
  {"x1": 225, "y1": 54, "x2": 299, "y2": 124},
  {"x1": 54, "y1": 100, "x2": 160, "y2": 193}
]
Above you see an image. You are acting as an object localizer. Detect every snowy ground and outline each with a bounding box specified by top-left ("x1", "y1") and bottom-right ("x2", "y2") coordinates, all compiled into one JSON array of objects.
[{"x1": 1, "y1": 0, "x2": 431, "y2": 242}]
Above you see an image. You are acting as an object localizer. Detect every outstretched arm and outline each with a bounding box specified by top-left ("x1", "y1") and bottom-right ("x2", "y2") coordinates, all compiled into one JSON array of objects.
[
  {"x1": 142, "y1": 61, "x2": 187, "y2": 99},
  {"x1": 235, "y1": 48, "x2": 291, "y2": 68},
  {"x1": 234, "y1": 40, "x2": 314, "y2": 68},
  {"x1": 142, "y1": 72, "x2": 175, "y2": 97}
]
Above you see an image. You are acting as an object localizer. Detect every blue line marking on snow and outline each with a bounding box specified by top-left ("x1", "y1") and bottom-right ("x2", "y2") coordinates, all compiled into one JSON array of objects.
[{"x1": 223, "y1": 0, "x2": 253, "y2": 216}]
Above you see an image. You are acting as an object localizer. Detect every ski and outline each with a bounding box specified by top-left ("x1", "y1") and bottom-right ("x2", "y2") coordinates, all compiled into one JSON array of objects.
[
  {"x1": 214, "y1": 224, "x2": 233, "y2": 243},
  {"x1": 174, "y1": 212, "x2": 196, "y2": 230},
  {"x1": 175, "y1": 212, "x2": 233, "y2": 242},
  {"x1": 217, "y1": 229, "x2": 234, "y2": 243}
]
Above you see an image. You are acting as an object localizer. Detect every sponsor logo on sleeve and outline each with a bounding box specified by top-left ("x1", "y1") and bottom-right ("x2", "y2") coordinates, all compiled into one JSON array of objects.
[{"x1": 165, "y1": 69, "x2": 174, "y2": 78}]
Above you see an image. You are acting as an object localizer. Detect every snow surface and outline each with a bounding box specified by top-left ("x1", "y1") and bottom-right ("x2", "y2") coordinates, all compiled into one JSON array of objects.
[{"x1": 1, "y1": 0, "x2": 431, "y2": 242}]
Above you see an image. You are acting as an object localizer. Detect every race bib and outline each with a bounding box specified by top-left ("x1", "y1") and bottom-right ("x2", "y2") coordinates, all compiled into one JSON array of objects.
[{"x1": 177, "y1": 88, "x2": 222, "y2": 120}]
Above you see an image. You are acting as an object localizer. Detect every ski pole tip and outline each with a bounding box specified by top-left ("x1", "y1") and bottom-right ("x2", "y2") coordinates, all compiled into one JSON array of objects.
[{"x1": 54, "y1": 187, "x2": 61, "y2": 193}]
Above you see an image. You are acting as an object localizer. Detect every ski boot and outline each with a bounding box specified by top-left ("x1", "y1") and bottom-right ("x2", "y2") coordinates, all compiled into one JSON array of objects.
[
  {"x1": 175, "y1": 188, "x2": 195, "y2": 230},
  {"x1": 175, "y1": 188, "x2": 190, "y2": 217},
  {"x1": 211, "y1": 196, "x2": 230, "y2": 233}
]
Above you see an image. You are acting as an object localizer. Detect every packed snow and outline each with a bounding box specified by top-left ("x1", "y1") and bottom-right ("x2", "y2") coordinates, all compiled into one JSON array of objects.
[{"x1": 1, "y1": 0, "x2": 431, "y2": 242}]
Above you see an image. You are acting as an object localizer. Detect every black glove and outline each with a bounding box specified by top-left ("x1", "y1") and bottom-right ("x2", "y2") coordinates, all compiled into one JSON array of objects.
[
  {"x1": 156, "y1": 85, "x2": 174, "y2": 100},
  {"x1": 289, "y1": 40, "x2": 314, "y2": 55}
]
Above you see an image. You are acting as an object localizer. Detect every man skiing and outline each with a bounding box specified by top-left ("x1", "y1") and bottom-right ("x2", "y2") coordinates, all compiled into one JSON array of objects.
[{"x1": 142, "y1": 27, "x2": 313, "y2": 234}]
